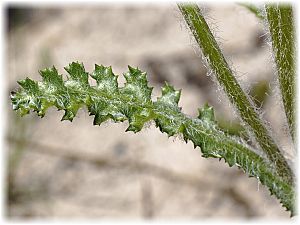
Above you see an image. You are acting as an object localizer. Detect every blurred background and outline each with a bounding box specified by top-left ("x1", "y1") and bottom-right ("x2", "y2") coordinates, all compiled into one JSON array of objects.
[{"x1": 5, "y1": 3, "x2": 294, "y2": 220}]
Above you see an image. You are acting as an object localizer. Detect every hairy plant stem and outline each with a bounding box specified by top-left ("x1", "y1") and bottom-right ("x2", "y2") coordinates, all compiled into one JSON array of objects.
[
  {"x1": 265, "y1": 4, "x2": 295, "y2": 142},
  {"x1": 238, "y1": 3, "x2": 264, "y2": 20},
  {"x1": 177, "y1": 3, "x2": 294, "y2": 185}
]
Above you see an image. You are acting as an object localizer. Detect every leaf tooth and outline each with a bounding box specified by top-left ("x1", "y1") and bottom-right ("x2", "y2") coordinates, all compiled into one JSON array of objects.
[
  {"x1": 11, "y1": 92, "x2": 20, "y2": 110},
  {"x1": 61, "y1": 108, "x2": 78, "y2": 122},
  {"x1": 39, "y1": 66, "x2": 63, "y2": 86},
  {"x1": 157, "y1": 82, "x2": 181, "y2": 106},
  {"x1": 91, "y1": 64, "x2": 118, "y2": 92},
  {"x1": 17, "y1": 107, "x2": 30, "y2": 116},
  {"x1": 125, "y1": 66, "x2": 144, "y2": 81},
  {"x1": 125, "y1": 124, "x2": 141, "y2": 133},
  {"x1": 154, "y1": 116, "x2": 180, "y2": 137},
  {"x1": 17, "y1": 78, "x2": 40, "y2": 94},
  {"x1": 93, "y1": 113, "x2": 109, "y2": 126},
  {"x1": 128, "y1": 65, "x2": 137, "y2": 74},
  {"x1": 127, "y1": 65, "x2": 148, "y2": 79},
  {"x1": 64, "y1": 62, "x2": 89, "y2": 85},
  {"x1": 111, "y1": 113, "x2": 126, "y2": 122},
  {"x1": 197, "y1": 103, "x2": 215, "y2": 123},
  {"x1": 36, "y1": 103, "x2": 48, "y2": 118},
  {"x1": 125, "y1": 108, "x2": 153, "y2": 133},
  {"x1": 182, "y1": 135, "x2": 187, "y2": 143},
  {"x1": 122, "y1": 66, "x2": 153, "y2": 101}
]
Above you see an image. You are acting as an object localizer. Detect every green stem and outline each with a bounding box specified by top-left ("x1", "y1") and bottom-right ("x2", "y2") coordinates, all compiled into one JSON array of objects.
[
  {"x1": 238, "y1": 3, "x2": 264, "y2": 20},
  {"x1": 177, "y1": 3, "x2": 293, "y2": 184},
  {"x1": 265, "y1": 4, "x2": 295, "y2": 141}
]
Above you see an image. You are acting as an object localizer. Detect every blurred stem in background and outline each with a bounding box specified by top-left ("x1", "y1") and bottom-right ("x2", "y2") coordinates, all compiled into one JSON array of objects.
[
  {"x1": 6, "y1": 7, "x2": 34, "y2": 31},
  {"x1": 217, "y1": 79, "x2": 270, "y2": 142},
  {"x1": 7, "y1": 113, "x2": 33, "y2": 205},
  {"x1": 7, "y1": 8, "x2": 53, "y2": 206}
]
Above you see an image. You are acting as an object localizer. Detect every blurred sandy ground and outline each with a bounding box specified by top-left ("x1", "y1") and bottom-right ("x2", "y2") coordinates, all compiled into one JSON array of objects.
[{"x1": 5, "y1": 3, "x2": 294, "y2": 220}]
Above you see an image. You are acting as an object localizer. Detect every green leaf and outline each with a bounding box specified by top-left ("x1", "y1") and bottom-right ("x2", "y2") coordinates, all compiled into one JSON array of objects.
[{"x1": 11, "y1": 63, "x2": 295, "y2": 214}]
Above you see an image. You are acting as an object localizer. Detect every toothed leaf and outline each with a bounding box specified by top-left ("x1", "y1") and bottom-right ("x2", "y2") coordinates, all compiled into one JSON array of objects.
[{"x1": 11, "y1": 63, "x2": 295, "y2": 215}]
